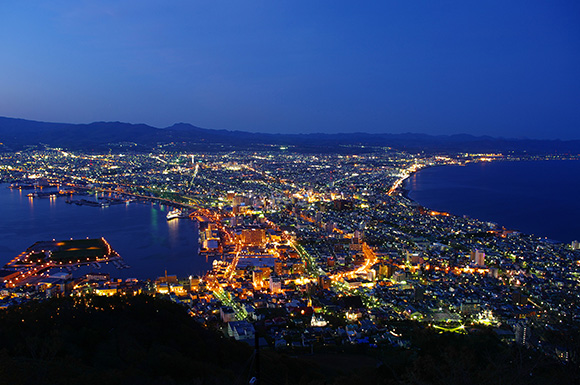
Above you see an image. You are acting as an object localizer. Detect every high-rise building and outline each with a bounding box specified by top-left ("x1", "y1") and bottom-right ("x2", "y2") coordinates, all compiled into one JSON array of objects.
[
  {"x1": 378, "y1": 264, "x2": 393, "y2": 279},
  {"x1": 269, "y1": 277, "x2": 282, "y2": 293},
  {"x1": 470, "y1": 249, "x2": 485, "y2": 267},
  {"x1": 253, "y1": 269, "x2": 265, "y2": 288},
  {"x1": 318, "y1": 275, "x2": 331, "y2": 290}
]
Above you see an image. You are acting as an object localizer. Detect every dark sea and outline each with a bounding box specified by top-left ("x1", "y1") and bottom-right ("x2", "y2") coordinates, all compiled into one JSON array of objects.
[
  {"x1": 405, "y1": 160, "x2": 580, "y2": 243},
  {"x1": 0, "y1": 185, "x2": 209, "y2": 279}
]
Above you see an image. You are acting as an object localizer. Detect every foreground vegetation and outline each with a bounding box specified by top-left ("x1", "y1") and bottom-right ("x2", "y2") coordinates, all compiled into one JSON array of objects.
[{"x1": 0, "y1": 295, "x2": 577, "y2": 385}]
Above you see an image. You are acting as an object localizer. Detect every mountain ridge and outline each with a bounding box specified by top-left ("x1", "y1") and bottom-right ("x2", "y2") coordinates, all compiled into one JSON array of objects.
[{"x1": 1, "y1": 116, "x2": 579, "y2": 154}]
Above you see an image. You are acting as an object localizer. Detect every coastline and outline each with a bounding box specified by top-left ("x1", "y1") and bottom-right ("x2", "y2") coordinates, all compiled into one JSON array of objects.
[
  {"x1": 401, "y1": 159, "x2": 580, "y2": 243},
  {"x1": 399, "y1": 158, "x2": 509, "y2": 203},
  {"x1": 0, "y1": 183, "x2": 207, "y2": 279},
  {"x1": 399, "y1": 163, "x2": 444, "y2": 201}
]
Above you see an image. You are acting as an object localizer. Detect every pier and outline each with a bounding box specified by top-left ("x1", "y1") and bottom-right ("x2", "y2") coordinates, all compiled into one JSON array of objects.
[{"x1": 2, "y1": 238, "x2": 128, "y2": 288}]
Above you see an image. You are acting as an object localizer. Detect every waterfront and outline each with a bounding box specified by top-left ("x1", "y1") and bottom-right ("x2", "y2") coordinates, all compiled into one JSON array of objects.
[
  {"x1": 1, "y1": 150, "x2": 580, "y2": 370},
  {"x1": 0, "y1": 185, "x2": 209, "y2": 279},
  {"x1": 405, "y1": 160, "x2": 580, "y2": 243}
]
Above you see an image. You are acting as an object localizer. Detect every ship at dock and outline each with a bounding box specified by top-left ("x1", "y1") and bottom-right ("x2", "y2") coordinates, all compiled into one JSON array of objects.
[{"x1": 166, "y1": 209, "x2": 189, "y2": 220}]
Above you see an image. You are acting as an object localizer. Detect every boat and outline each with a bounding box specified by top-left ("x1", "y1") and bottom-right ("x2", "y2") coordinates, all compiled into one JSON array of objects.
[{"x1": 166, "y1": 209, "x2": 189, "y2": 220}]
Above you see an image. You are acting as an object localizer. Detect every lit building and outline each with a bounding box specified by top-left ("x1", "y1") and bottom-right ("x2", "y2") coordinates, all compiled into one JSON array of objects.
[
  {"x1": 515, "y1": 322, "x2": 530, "y2": 345},
  {"x1": 325, "y1": 221, "x2": 334, "y2": 233},
  {"x1": 220, "y1": 306, "x2": 236, "y2": 323},
  {"x1": 378, "y1": 263, "x2": 394, "y2": 279},
  {"x1": 226, "y1": 320, "x2": 255, "y2": 341},
  {"x1": 318, "y1": 275, "x2": 331, "y2": 290},
  {"x1": 233, "y1": 195, "x2": 252, "y2": 207},
  {"x1": 253, "y1": 269, "x2": 268, "y2": 289},
  {"x1": 94, "y1": 287, "x2": 118, "y2": 296},
  {"x1": 189, "y1": 276, "x2": 201, "y2": 291},
  {"x1": 241, "y1": 229, "x2": 266, "y2": 246},
  {"x1": 269, "y1": 277, "x2": 282, "y2": 293},
  {"x1": 292, "y1": 262, "x2": 305, "y2": 274},
  {"x1": 470, "y1": 249, "x2": 485, "y2": 267},
  {"x1": 204, "y1": 238, "x2": 219, "y2": 250},
  {"x1": 460, "y1": 299, "x2": 481, "y2": 315},
  {"x1": 202, "y1": 228, "x2": 220, "y2": 250}
]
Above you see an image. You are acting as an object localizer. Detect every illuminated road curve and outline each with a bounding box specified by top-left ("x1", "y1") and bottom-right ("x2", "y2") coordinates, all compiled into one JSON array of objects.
[{"x1": 329, "y1": 242, "x2": 377, "y2": 281}]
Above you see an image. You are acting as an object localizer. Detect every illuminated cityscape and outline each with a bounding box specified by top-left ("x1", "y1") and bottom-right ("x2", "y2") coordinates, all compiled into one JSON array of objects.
[
  {"x1": 1, "y1": 1, "x2": 579, "y2": 382},
  {"x1": 0, "y1": 147, "x2": 578, "y2": 368}
]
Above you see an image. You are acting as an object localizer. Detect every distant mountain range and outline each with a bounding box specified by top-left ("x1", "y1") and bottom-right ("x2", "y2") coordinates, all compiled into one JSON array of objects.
[{"x1": 1, "y1": 116, "x2": 579, "y2": 154}]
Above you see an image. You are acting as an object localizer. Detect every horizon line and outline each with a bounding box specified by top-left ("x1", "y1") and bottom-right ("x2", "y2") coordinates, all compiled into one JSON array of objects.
[{"x1": 1, "y1": 115, "x2": 578, "y2": 142}]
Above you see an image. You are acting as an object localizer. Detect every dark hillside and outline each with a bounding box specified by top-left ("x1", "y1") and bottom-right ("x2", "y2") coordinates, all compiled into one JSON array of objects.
[
  {"x1": 2, "y1": 116, "x2": 580, "y2": 154},
  {"x1": 0, "y1": 295, "x2": 577, "y2": 384}
]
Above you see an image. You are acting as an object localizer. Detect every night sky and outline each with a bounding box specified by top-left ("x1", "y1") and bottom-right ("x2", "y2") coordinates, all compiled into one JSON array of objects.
[{"x1": 1, "y1": 1, "x2": 579, "y2": 139}]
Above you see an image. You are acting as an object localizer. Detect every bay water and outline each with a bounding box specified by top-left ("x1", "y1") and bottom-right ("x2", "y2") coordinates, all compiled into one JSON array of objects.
[
  {"x1": 0, "y1": 185, "x2": 209, "y2": 279},
  {"x1": 405, "y1": 160, "x2": 580, "y2": 243}
]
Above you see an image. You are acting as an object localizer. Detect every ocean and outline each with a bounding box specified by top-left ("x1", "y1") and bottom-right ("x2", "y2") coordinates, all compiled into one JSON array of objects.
[
  {"x1": 405, "y1": 160, "x2": 580, "y2": 243},
  {"x1": 0, "y1": 185, "x2": 209, "y2": 279}
]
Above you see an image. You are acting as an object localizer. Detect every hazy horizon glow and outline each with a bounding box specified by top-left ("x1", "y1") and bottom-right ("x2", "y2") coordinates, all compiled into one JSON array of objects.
[{"x1": 1, "y1": 1, "x2": 579, "y2": 139}]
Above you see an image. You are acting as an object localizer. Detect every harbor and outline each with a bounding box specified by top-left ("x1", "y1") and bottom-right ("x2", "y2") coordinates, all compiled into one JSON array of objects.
[
  {"x1": 0, "y1": 183, "x2": 208, "y2": 279},
  {"x1": 1, "y1": 238, "x2": 127, "y2": 288}
]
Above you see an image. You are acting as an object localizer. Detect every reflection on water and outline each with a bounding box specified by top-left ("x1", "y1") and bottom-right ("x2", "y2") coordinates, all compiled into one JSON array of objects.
[
  {"x1": 167, "y1": 217, "x2": 180, "y2": 244},
  {"x1": 0, "y1": 185, "x2": 208, "y2": 279},
  {"x1": 407, "y1": 174, "x2": 418, "y2": 191},
  {"x1": 150, "y1": 205, "x2": 158, "y2": 232}
]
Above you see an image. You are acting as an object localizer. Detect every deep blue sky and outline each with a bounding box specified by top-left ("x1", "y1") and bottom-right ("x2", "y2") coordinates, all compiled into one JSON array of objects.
[{"x1": 1, "y1": 1, "x2": 579, "y2": 139}]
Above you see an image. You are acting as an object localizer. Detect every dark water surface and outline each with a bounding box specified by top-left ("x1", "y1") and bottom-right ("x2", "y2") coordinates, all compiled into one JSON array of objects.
[
  {"x1": 0, "y1": 185, "x2": 209, "y2": 279},
  {"x1": 405, "y1": 160, "x2": 580, "y2": 243}
]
